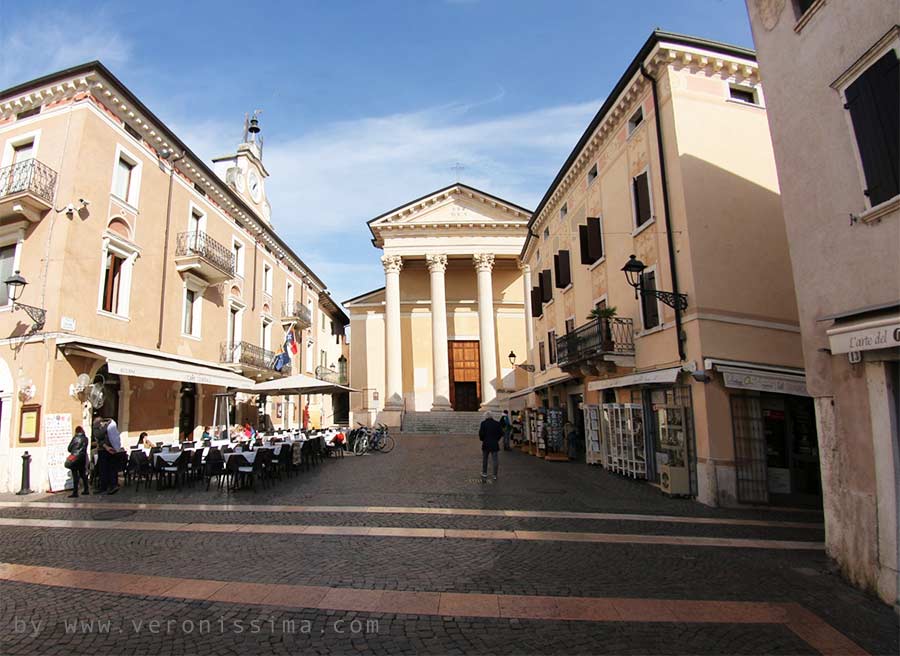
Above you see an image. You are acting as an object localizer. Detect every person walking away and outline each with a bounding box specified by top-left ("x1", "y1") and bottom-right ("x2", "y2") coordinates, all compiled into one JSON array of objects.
[
  {"x1": 500, "y1": 410, "x2": 512, "y2": 451},
  {"x1": 66, "y1": 426, "x2": 89, "y2": 498},
  {"x1": 479, "y1": 411, "x2": 502, "y2": 480},
  {"x1": 92, "y1": 417, "x2": 110, "y2": 493}
]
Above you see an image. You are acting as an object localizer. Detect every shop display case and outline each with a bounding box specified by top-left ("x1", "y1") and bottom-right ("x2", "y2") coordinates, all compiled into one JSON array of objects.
[
  {"x1": 656, "y1": 405, "x2": 690, "y2": 495},
  {"x1": 583, "y1": 404, "x2": 604, "y2": 465},
  {"x1": 600, "y1": 403, "x2": 646, "y2": 478}
]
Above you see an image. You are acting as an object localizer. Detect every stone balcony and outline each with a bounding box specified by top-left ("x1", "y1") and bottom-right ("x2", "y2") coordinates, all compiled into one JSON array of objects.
[
  {"x1": 174, "y1": 231, "x2": 235, "y2": 284},
  {"x1": 0, "y1": 159, "x2": 58, "y2": 223},
  {"x1": 556, "y1": 317, "x2": 635, "y2": 375}
]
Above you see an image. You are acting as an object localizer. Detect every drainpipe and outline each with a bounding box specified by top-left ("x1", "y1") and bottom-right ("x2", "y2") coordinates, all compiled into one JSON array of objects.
[
  {"x1": 156, "y1": 152, "x2": 184, "y2": 349},
  {"x1": 251, "y1": 239, "x2": 258, "y2": 311},
  {"x1": 641, "y1": 64, "x2": 686, "y2": 362}
]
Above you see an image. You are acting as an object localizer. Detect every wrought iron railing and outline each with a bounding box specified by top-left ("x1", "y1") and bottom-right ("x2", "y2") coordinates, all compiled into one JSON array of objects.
[
  {"x1": 556, "y1": 318, "x2": 635, "y2": 367},
  {"x1": 176, "y1": 231, "x2": 235, "y2": 277},
  {"x1": 220, "y1": 341, "x2": 291, "y2": 374},
  {"x1": 315, "y1": 365, "x2": 347, "y2": 386},
  {"x1": 282, "y1": 301, "x2": 312, "y2": 327},
  {"x1": 0, "y1": 158, "x2": 58, "y2": 204}
]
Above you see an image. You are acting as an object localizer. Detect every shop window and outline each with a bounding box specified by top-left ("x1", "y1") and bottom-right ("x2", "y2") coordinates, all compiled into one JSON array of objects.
[
  {"x1": 548, "y1": 331, "x2": 557, "y2": 364},
  {"x1": 553, "y1": 250, "x2": 571, "y2": 288},
  {"x1": 640, "y1": 269, "x2": 660, "y2": 330},
  {"x1": 632, "y1": 171, "x2": 653, "y2": 229},
  {"x1": 842, "y1": 48, "x2": 900, "y2": 207}
]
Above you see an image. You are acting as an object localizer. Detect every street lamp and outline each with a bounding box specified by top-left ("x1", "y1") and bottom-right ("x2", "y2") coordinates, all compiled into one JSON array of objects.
[
  {"x1": 621, "y1": 255, "x2": 688, "y2": 311},
  {"x1": 3, "y1": 270, "x2": 45, "y2": 331},
  {"x1": 508, "y1": 350, "x2": 535, "y2": 373}
]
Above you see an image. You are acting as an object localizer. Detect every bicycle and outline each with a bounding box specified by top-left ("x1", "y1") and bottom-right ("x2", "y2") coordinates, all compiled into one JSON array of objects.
[{"x1": 351, "y1": 423, "x2": 395, "y2": 454}]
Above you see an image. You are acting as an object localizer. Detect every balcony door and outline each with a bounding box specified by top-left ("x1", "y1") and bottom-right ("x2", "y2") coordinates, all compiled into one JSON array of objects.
[
  {"x1": 227, "y1": 304, "x2": 243, "y2": 362},
  {"x1": 448, "y1": 340, "x2": 480, "y2": 411}
]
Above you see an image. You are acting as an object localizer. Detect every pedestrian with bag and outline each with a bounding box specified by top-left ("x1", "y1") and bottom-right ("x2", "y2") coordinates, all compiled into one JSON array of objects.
[
  {"x1": 65, "y1": 426, "x2": 89, "y2": 498},
  {"x1": 479, "y1": 410, "x2": 503, "y2": 480}
]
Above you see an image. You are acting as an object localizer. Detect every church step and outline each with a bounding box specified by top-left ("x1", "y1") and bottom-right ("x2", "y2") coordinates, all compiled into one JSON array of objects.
[{"x1": 401, "y1": 410, "x2": 488, "y2": 434}]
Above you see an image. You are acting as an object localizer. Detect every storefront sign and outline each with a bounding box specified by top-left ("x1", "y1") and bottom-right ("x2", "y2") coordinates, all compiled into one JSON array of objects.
[
  {"x1": 18, "y1": 404, "x2": 41, "y2": 443},
  {"x1": 722, "y1": 371, "x2": 809, "y2": 397},
  {"x1": 828, "y1": 321, "x2": 900, "y2": 355},
  {"x1": 46, "y1": 413, "x2": 74, "y2": 492}
]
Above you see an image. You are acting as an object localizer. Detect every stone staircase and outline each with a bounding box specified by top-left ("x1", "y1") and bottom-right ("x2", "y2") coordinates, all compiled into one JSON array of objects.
[{"x1": 401, "y1": 410, "x2": 485, "y2": 435}]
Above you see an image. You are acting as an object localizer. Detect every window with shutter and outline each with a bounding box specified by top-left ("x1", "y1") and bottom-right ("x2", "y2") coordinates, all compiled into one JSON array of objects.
[
  {"x1": 530, "y1": 287, "x2": 543, "y2": 317},
  {"x1": 579, "y1": 225, "x2": 592, "y2": 264},
  {"x1": 587, "y1": 217, "x2": 603, "y2": 261},
  {"x1": 559, "y1": 250, "x2": 571, "y2": 287},
  {"x1": 538, "y1": 342, "x2": 546, "y2": 371},
  {"x1": 633, "y1": 172, "x2": 652, "y2": 227},
  {"x1": 540, "y1": 269, "x2": 553, "y2": 303},
  {"x1": 844, "y1": 49, "x2": 900, "y2": 207},
  {"x1": 640, "y1": 270, "x2": 660, "y2": 329},
  {"x1": 548, "y1": 331, "x2": 557, "y2": 364}
]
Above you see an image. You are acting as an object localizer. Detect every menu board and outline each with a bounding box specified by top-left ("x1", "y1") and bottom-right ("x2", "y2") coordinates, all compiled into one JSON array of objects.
[{"x1": 45, "y1": 413, "x2": 73, "y2": 492}]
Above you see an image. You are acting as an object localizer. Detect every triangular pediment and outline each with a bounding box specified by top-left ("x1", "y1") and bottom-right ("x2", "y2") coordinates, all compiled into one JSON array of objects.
[{"x1": 368, "y1": 184, "x2": 531, "y2": 233}]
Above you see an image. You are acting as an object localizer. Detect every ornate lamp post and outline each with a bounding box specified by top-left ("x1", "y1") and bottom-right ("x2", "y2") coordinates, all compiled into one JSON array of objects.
[{"x1": 621, "y1": 255, "x2": 688, "y2": 311}]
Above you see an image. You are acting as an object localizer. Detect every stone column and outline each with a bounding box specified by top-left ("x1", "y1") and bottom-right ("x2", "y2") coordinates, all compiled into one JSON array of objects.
[
  {"x1": 474, "y1": 253, "x2": 498, "y2": 408},
  {"x1": 427, "y1": 254, "x2": 452, "y2": 410},
  {"x1": 382, "y1": 255, "x2": 403, "y2": 409},
  {"x1": 519, "y1": 261, "x2": 534, "y2": 352}
]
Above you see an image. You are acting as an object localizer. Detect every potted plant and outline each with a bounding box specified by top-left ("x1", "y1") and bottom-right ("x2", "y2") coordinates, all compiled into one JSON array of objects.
[{"x1": 587, "y1": 306, "x2": 617, "y2": 349}]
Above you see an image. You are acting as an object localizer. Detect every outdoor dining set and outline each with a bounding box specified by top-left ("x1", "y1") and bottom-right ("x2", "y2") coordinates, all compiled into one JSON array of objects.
[{"x1": 109, "y1": 430, "x2": 346, "y2": 493}]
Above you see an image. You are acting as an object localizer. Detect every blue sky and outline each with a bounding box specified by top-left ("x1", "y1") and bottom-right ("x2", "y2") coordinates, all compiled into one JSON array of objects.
[{"x1": 1, "y1": 0, "x2": 754, "y2": 306}]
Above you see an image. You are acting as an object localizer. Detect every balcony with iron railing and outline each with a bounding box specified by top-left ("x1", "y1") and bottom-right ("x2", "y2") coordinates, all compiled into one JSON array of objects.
[
  {"x1": 556, "y1": 318, "x2": 635, "y2": 373},
  {"x1": 282, "y1": 300, "x2": 312, "y2": 329},
  {"x1": 220, "y1": 341, "x2": 292, "y2": 377},
  {"x1": 175, "y1": 231, "x2": 235, "y2": 284},
  {"x1": 0, "y1": 158, "x2": 58, "y2": 222}
]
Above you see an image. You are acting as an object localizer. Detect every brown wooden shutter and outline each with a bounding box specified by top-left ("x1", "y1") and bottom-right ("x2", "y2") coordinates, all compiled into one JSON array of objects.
[
  {"x1": 844, "y1": 50, "x2": 900, "y2": 206},
  {"x1": 540, "y1": 269, "x2": 552, "y2": 302},
  {"x1": 587, "y1": 217, "x2": 603, "y2": 260},
  {"x1": 556, "y1": 250, "x2": 571, "y2": 288},
  {"x1": 578, "y1": 225, "x2": 592, "y2": 264},
  {"x1": 640, "y1": 270, "x2": 659, "y2": 329},
  {"x1": 530, "y1": 287, "x2": 543, "y2": 317},
  {"x1": 634, "y1": 173, "x2": 652, "y2": 226}
]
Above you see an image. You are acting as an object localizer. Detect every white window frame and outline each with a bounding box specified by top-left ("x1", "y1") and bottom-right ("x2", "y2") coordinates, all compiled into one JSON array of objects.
[
  {"x1": 592, "y1": 293, "x2": 609, "y2": 312},
  {"x1": 231, "y1": 237, "x2": 245, "y2": 278},
  {"x1": 0, "y1": 222, "x2": 26, "y2": 310},
  {"x1": 587, "y1": 163, "x2": 598, "y2": 186},
  {"x1": 227, "y1": 299, "x2": 244, "y2": 349},
  {"x1": 181, "y1": 274, "x2": 205, "y2": 339},
  {"x1": 630, "y1": 165, "x2": 655, "y2": 236},
  {"x1": 627, "y1": 106, "x2": 644, "y2": 136},
  {"x1": 262, "y1": 261, "x2": 273, "y2": 296},
  {"x1": 261, "y1": 318, "x2": 273, "y2": 352},
  {"x1": 285, "y1": 280, "x2": 294, "y2": 310},
  {"x1": 638, "y1": 264, "x2": 662, "y2": 332},
  {"x1": 727, "y1": 83, "x2": 764, "y2": 107},
  {"x1": 305, "y1": 339, "x2": 314, "y2": 373},
  {"x1": 1, "y1": 129, "x2": 41, "y2": 168},
  {"x1": 110, "y1": 144, "x2": 142, "y2": 209},
  {"x1": 833, "y1": 31, "x2": 900, "y2": 214},
  {"x1": 96, "y1": 233, "x2": 139, "y2": 320},
  {"x1": 187, "y1": 202, "x2": 207, "y2": 235}
]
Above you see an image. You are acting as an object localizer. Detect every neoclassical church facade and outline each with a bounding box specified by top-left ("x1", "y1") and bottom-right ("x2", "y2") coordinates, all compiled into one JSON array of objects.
[{"x1": 345, "y1": 184, "x2": 532, "y2": 426}]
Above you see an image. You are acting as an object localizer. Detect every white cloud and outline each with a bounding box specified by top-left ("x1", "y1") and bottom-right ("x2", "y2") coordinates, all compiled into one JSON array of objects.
[{"x1": 0, "y1": 8, "x2": 132, "y2": 89}]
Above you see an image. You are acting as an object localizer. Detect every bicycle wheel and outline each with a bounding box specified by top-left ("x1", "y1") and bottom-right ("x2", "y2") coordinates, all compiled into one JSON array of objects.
[
  {"x1": 354, "y1": 434, "x2": 369, "y2": 455},
  {"x1": 378, "y1": 435, "x2": 395, "y2": 453}
]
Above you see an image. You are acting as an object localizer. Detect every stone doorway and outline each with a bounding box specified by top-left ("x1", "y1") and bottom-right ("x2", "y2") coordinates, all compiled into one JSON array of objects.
[{"x1": 448, "y1": 340, "x2": 480, "y2": 410}]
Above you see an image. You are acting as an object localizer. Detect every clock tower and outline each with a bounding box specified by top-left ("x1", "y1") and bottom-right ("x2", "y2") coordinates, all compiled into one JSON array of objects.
[{"x1": 212, "y1": 111, "x2": 273, "y2": 224}]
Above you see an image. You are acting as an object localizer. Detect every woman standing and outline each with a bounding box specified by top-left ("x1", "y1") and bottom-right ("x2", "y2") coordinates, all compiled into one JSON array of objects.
[{"x1": 67, "y1": 426, "x2": 90, "y2": 498}]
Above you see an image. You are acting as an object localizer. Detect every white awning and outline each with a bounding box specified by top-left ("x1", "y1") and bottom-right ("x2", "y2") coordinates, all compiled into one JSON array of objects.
[
  {"x1": 587, "y1": 367, "x2": 681, "y2": 391},
  {"x1": 706, "y1": 359, "x2": 809, "y2": 397},
  {"x1": 233, "y1": 373, "x2": 359, "y2": 395},
  {"x1": 67, "y1": 344, "x2": 254, "y2": 388},
  {"x1": 507, "y1": 375, "x2": 573, "y2": 399}
]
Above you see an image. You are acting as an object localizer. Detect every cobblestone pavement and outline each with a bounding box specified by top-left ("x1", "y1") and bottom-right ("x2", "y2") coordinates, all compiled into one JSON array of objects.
[{"x1": 0, "y1": 435, "x2": 896, "y2": 655}]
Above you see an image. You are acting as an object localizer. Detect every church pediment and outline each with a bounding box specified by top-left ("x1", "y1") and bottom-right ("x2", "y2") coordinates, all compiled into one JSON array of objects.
[{"x1": 367, "y1": 184, "x2": 531, "y2": 246}]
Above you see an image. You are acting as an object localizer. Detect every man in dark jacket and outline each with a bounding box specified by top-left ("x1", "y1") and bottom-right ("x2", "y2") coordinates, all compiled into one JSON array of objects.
[{"x1": 479, "y1": 411, "x2": 503, "y2": 480}]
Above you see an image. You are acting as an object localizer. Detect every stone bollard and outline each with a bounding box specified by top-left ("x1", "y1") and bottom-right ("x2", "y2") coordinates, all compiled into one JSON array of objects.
[{"x1": 16, "y1": 451, "x2": 33, "y2": 496}]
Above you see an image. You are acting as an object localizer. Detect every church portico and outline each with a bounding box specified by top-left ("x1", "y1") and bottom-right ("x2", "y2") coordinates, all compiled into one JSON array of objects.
[{"x1": 346, "y1": 184, "x2": 532, "y2": 427}]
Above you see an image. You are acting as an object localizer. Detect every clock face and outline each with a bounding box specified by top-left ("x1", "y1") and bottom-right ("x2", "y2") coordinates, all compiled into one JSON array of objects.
[{"x1": 248, "y1": 170, "x2": 262, "y2": 203}]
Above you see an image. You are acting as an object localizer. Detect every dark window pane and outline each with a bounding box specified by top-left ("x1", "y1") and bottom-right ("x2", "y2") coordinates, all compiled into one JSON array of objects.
[
  {"x1": 579, "y1": 225, "x2": 592, "y2": 264},
  {"x1": 587, "y1": 217, "x2": 603, "y2": 260},
  {"x1": 634, "y1": 172, "x2": 652, "y2": 227},
  {"x1": 641, "y1": 270, "x2": 659, "y2": 329}
]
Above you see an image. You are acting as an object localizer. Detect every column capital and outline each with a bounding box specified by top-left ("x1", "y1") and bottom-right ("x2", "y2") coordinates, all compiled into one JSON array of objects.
[
  {"x1": 381, "y1": 255, "x2": 403, "y2": 274},
  {"x1": 517, "y1": 260, "x2": 531, "y2": 274},
  {"x1": 473, "y1": 253, "x2": 495, "y2": 273},
  {"x1": 425, "y1": 254, "x2": 448, "y2": 273}
]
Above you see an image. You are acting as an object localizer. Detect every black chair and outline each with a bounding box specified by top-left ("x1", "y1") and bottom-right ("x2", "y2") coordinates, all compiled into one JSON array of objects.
[
  {"x1": 204, "y1": 448, "x2": 226, "y2": 491},
  {"x1": 226, "y1": 453, "x2": 250, "y2": 490},
  {"x1": 157, "y1": 451, "x2": 189, "y2": 489},
  {"x1": 187, "y1": 449, "x2": 204, "y2": 486},
  {"x1": 129, "y1": 451, "x2": 155, "y2": 491}
]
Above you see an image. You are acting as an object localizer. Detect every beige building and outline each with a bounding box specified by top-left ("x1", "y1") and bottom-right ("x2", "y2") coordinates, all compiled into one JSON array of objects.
[
  {"x1": 345, "y1": 184, "x2": 531, "y2": 428},
  {"x1": 0, "y1": 62, "x2": 346, "y2": 493},
  {"x1": 746, "y1": 1, "x2": 899, "y2": 607},
  {"x1": 516, "y1": 31, "x2": 815, "y2": 508}
]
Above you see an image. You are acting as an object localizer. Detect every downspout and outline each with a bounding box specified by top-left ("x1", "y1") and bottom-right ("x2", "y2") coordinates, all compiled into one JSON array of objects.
[
  {"x1": 641, "y1": 64, "x2": 686, "y2": 362},
  {"x1": 251, "y1": 240, "x2": 258, "y2": 311},
  {"x1": 156, "y1": 153, "x2": 184, "y2": 349}
]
